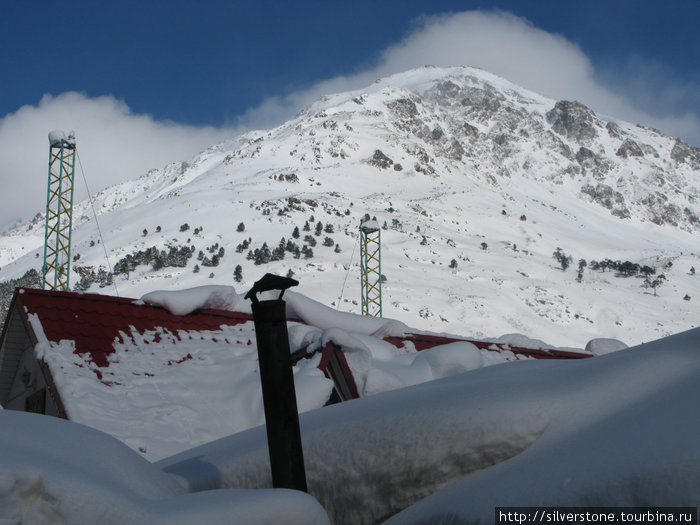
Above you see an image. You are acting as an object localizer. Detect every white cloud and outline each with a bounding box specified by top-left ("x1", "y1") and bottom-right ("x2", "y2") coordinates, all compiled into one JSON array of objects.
[
  {"x1": 239, "y1": 10, "x2": 700, "y2": 147},
  {"x1": 2, "y1": 10, "x2": 698, "y2": 230},
  {"x1": 0, "y1": 92, "x2": 235, "y2": 229}
]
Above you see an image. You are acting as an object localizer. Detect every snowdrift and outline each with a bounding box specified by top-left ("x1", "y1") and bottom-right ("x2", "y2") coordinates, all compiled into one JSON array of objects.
[
  {"x1": 0, "y1": 411, "x2": 330, "y2": 525},
  {"x1": 158, "y1": 327, "x2": 700, "y2": 524}
]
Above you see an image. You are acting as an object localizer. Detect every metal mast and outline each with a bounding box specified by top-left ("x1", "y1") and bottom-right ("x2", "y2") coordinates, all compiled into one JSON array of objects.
[
  {"x1": 43, "y1": 130, "x2": 76, "y2": 291},
  {"x1": 359, "y1": 218, "x2": 382, "y2": 317}
]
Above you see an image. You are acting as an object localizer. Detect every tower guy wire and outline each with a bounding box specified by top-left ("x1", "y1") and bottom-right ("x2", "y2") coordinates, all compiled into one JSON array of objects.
[
  {"x1": 336, "y1": 227, "x2": 359, "y2": 310},
  {"x1": 76, "y1": 150, "x2": 120, "y2": 297}
]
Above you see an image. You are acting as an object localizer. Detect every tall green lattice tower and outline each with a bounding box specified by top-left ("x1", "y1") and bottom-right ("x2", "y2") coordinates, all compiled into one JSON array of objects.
[
  {"x1": 359, "y1": 219, "x2": 382, "y2": 317},
  {"x1": 43, "y1": 130, "x2": 77, "y2": 291}
]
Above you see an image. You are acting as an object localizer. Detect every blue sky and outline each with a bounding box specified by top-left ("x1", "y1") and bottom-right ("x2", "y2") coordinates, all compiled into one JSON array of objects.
[
  {"x1": 3, "y1": 0, "x2": 698, "y2": 126},
  {"x1": 1, "y1": 0, "x2": 699, "y2": 227}
]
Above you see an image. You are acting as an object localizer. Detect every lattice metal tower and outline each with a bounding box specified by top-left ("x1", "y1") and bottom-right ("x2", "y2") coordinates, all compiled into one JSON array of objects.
[
  {"x1": 43, "y1": 130, "x2": 76, "y2": 291},
  {"x1": 359, "y1": 219, "x2": 382, "y2": 317}
]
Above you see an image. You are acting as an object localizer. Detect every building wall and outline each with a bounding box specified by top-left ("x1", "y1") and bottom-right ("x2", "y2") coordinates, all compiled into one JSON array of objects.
[{"x1": 4, "y1": 344, "x2": 60, "y2": 417}]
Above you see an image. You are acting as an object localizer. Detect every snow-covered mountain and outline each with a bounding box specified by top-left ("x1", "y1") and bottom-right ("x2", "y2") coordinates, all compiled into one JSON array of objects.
[{"x1": 1, "y1": 66, "x2": 698, "y2": 348}]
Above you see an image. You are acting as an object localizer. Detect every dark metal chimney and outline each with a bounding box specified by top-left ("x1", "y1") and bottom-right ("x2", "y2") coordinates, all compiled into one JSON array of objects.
[{"x1": 245, "y1": 273, "x2": 307, "y2": 492}]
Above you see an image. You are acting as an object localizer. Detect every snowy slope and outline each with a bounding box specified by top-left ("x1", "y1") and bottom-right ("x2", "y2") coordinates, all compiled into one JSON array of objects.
[{"x1": 1, "y1": 66, "x2": 698, "y2": 349}]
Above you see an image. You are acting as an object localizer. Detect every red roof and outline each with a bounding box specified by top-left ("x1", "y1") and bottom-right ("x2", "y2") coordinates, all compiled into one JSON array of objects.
[
  {"x1": 384, "y1": 333, "x2": 592, "y2": 360},
  {"x1": 16, "y1": 288, "x2": 253, "y2": 367},
  {"x1": 10, "y1": 287, "x2": 590, "y2": 405}
]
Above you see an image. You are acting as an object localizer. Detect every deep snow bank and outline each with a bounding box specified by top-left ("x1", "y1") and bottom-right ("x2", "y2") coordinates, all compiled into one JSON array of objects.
[
  {"x1": 157, "y1": 328, "x2": 700, "y2": 525},
  {"x1": 0, "y1": 411, "x2": 330, "y2": 525}
]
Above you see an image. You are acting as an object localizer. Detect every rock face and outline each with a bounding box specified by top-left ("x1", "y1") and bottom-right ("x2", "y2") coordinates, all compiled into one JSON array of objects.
[
  {"x1": 546, "y1": 101, "x2": 599, "y2": 143},
  {"x1": 348, "y1": 69, "x2": 697, "y2": 231},
  {"x1": 616, "y1": 139, "x2": 644, "y2": 159},
  {"x1": 671, "y1": 139, "x2": 700, "y2": 168}
]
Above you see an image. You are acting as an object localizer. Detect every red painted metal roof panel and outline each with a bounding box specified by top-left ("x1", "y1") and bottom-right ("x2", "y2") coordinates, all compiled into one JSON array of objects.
[
  {"x1": 384, "y1": 333, "x2": 591, "y2": 360},
  {"x1": 16, "y1": 288, "x2": 253, "y2": 367}
]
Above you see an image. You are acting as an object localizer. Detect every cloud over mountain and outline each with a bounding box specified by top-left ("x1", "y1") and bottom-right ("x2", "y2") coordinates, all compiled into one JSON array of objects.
[
  {"x1": 240, "y1": 11, "x2": 700, "y2": 145},
  {"x1": 1, "y1": 10, "x2": 698, "y2": 230},
  {"x1": 0, "y1": 92, "x2": 235, "y2": 228}
]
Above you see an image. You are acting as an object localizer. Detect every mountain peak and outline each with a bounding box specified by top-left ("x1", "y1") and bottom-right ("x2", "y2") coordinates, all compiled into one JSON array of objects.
[{"x1": 1, "y1": 66, "x2": 698, "y2": 348}]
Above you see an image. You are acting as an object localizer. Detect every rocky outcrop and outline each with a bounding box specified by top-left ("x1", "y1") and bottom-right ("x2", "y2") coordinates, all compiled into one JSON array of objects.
[
  {"x1": 546, "y1": 100, "x2": 599, "y2": 143},
  {"x1": 671, "y1": 139, "x2": 700, "y2": 168},
  {"x1": 616, "y1": 139, "x2": 644, "y2": 158},
  {"x1": 367, "y1": 149, "x2": 394, "y2": 169},
  {"x1": 576, "y1": 147, "x2": 612, "y2": 178},
  {"x1": 581, "y1": 184, "x2": 630, "y2": 218}
]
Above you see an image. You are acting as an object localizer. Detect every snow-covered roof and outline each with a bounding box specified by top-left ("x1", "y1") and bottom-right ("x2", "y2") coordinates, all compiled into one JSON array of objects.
[
  {"x1": 1, "y1": 286, "x2": 591, "y2": 460},
  {"x1": 159, "y1": 326, "x2": 700, "y2": 524}
]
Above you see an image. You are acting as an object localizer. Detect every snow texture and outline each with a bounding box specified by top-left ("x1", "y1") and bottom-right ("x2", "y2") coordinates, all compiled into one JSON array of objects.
[
  {"x1": 48, "y1": 129, "x2": 67, "y2": 146},
  {"x1": 158, "y1": 327, "x2": 700, "y2": 524},
  {"x1": 0, "y1": 411, "x2": 330, "y2": 525},
  {"x1": 584, "y1": 337, "x2": 629, "y2": 355},
  {"x1": 32, "y1": 313, "x2": 332, "y2": 461},
  {"x1": 140, "y1": 285, "x2": 247, "y2": 315},
  {"x1": 1, "y1": 65, "x2": 699, "y2": 523},
  {"x1": 3, "y1": 66, "x2": 697, "y2": 353},
  {"x1": 48, "y1": 129, "x2": 75, "y2": 147},
  {"x1": 24, "y1": 285, "x2": 515, "y2": 461}
]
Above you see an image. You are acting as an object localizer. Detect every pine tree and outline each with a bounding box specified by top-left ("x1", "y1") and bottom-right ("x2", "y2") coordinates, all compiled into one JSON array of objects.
[
  {"x1": 576, "y1": 259, "x2": 587, "y2": 282},
  {"x1": 553, "y1": 248, "x2": 572, "y2": 271},
  {"x1": 234, "y1": 265, "x2": 243, "y2": 282},
  {"x1": 644, "y1": 274, "x2": 666, "y2": 296},
  {"x1": 254, "y1": 243, "x2": 272, "y2": 265}
]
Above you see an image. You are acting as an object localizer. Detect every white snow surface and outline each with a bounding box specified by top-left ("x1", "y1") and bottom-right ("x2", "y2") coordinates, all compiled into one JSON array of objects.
[
  {"x1": 157, "y1": 327, "x2": 700, "y2": 524},
  {"x1": 26, "y1": 285, "x2": 516, "y2": 461},
  {"x1": 140, "y1": 284, "x2": 248, "y2": 315},
  {"x1": 2, "y1": 65, "x2": 700, "y2": 523},
  {"x1": 32, "y1": 313, "x2": 333, "y2": 462},
  {"x1": 2, "y1": 65, "x2": 698, "y2": 351},
  {"x1": 140, "y1": 284, "x2": 409, "y2": 337},
  {"x1": 0, "y1": 411, "x2": 330, "y2": 525},
  {"x1": 48, "y1": 129, "x2": 67, "y2": 146}
]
